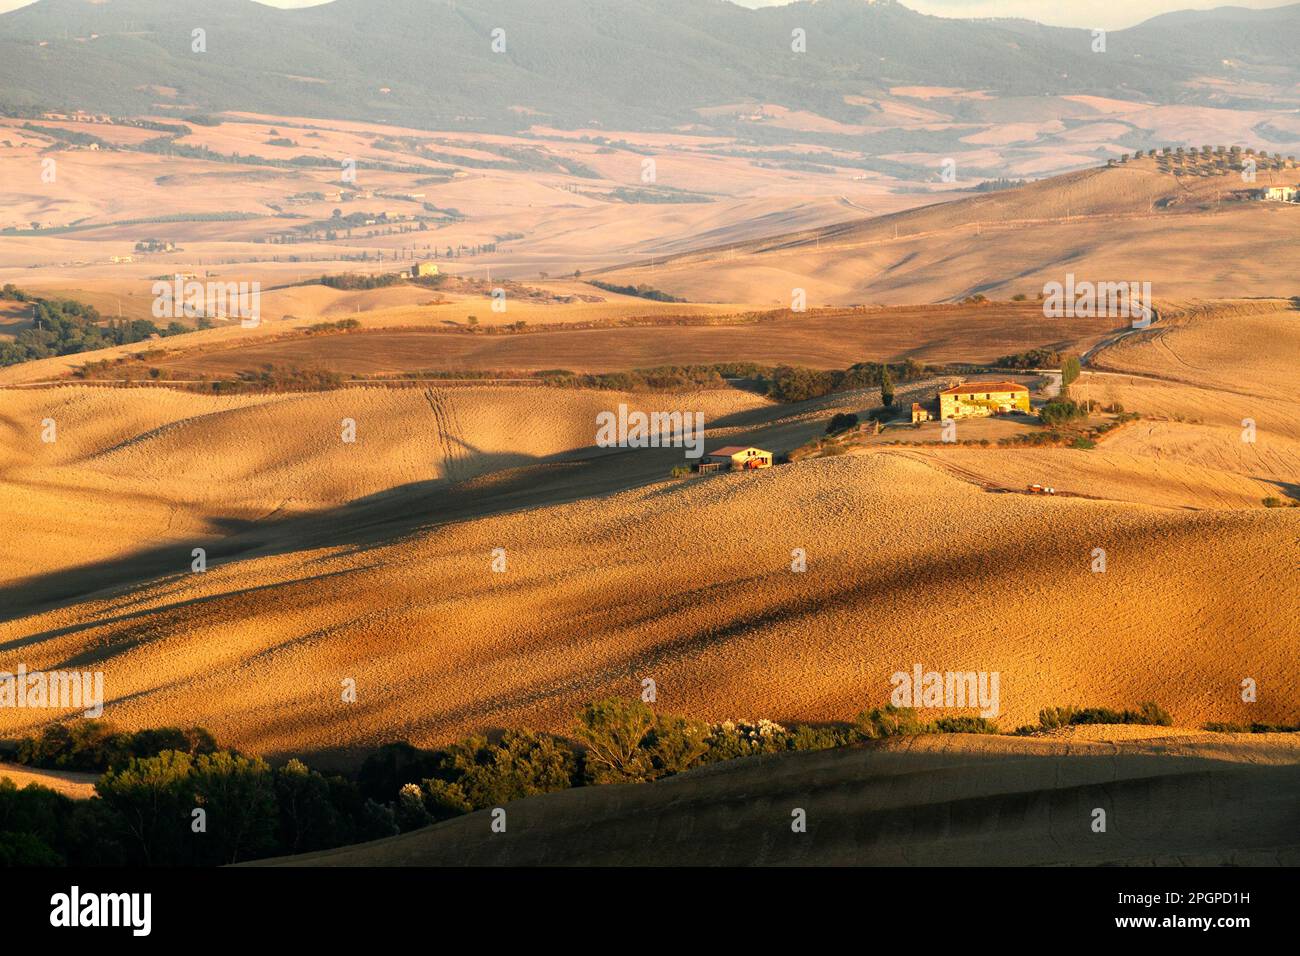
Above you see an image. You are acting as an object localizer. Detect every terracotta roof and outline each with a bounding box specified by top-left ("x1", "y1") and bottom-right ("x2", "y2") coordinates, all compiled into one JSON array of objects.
[
  {"x1": 939, "y1": 381, "x2": 1029, "y2": 395},
  {"x1": 708, "y1": 446, "x2": 767, "y2": 457}
]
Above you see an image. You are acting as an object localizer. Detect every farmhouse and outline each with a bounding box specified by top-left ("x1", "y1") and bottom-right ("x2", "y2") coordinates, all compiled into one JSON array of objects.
[
  {"x1": 911, "y1": 402, "x2": 931, "y2": 424},
  {"x1": 700, "y1": 446, "x2": 772, "y2": 472},
  {"x1": 410, "y1": 262, "x2": 440, "y2": 278},
  {"x1": 1261, "y1": 186, "x2": 1298, "y2": 203},
  {"x1": 938, "y1": 381, "x2": 1031, "y2": 420}
]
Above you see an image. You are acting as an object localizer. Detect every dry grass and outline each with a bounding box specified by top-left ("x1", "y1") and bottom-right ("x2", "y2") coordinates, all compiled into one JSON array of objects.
[
  {"x1": 600, "y1": 160, "x2": 1300, "y2": 304},
  {"x1": 0, "y1": 765, "x2": 97, "y2": 800},
  {"x1": 1, "y1": 450, "x2": 1294, "y2": 757},
  {"x1": 138, "y1": 301, "x2": 1111, "y2": 378},
  {"x1": 0, "y1": 300, "x2": 1293, "y2": 765}
]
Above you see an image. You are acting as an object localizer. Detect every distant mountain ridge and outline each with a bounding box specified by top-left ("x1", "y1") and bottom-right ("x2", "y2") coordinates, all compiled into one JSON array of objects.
[{"x1": 1, "y1": 0, "x2": 1297, "y2": 131}]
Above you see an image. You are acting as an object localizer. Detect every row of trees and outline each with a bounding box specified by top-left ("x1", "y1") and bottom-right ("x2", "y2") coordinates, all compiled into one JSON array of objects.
[
  {"x1": 4, "y1": 721, "x2": 412, "y2": 866},
  {"x1": 0, "y1": 285, "x2": 189, "y2": 368},
  {"x1": 767, "y1": 359, "x2": 925, "y2": 404},
  {"x1": 1123, "y1": 145, "x2": 1295, "y2": 164},
  {"x1": 5, "y1": 695, "x2": 1188, "y2": 867},
  {"x1": 0, "y1": 698, "x2": 993, "y2": 866}
]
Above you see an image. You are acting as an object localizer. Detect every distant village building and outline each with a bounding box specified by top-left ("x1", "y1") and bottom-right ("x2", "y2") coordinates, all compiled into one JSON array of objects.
[
  {"x1": 1260, "y1": 185, "x2": 1298, "y2": 203},
  {"x1": 410, "y1": 262, "x2": 440, "y2": 278},
  {"x1": 699, "y1": 446, "x2": 773, "y2": 473},
  {"x1": 938, "y1": 381, "x2": 1030, "y2": 420}
]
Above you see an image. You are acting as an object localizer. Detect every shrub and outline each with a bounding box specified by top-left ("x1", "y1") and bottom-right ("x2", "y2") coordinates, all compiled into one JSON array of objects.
[
  {"x1": 930, "y1": 716, "x2": 999, "y2": 734},
  {"x1": 96, "y1": 750, "x2": 199, "y2": 866},
  {"x1": 826, "y1": 412, "x2": 859, "y2": 435},
  {"x1": 854, "y1": 706, "x2": 999, "y2": 738},
  {"x1": 0, "y1": 828, "x2": 63, "y2": 866},
  {"x1": 395, "y1": 783, "x2": 432, "y2": 831},
  {"x1": 304, "y1": 318, "x2": 361, "y2": 335},
  {"x1": 1034, "y1": 702, "x2": 1171, "y2": 730},
  {"x1": 317, "y1": 272, "x2": 403, "y2": 291},
  {"x1": 768, "y1": 365, "x2": 836, "y2": 403},
  {"x1": 996, "y1": 347, "x2": 1062, "y2": 370},
  {"x1": 274, "y1": 759, "x2": 347, "y2": 853},
  {"x1": 587, "y1": 280, "x2": 686, "y2": 303},
  {"x1": 1204, "y1": 722, "x2": 1300, "y2": 734},
  {"x1": 0, "y1": 778, "x2": 75, "y2": 865},
  {"x1": 16, "y1": 721, "x2": 216, "y2": 773},
  {"x1": 786, "y1": 724, "x2": 854, "y2": 751},
  {"x1": 1039, "y1": 399, "x2": 1088, "y2": 426},
  {"x1": 573, "y1": 698, "x2": 657, "y2": 783},
  {"x1": 420, "y1": 778, "x2": 474, "y2": 820},
  {"x1": 573, "y1": 700, "x2": 711, "y2": 783},
  {"x1": 189, "y1": 751, "x2": 279, "y2": 864},
  {"x1": 855, "y1": 705, "x2": 925, "y2": 739},
  {"x1": 701, "y1": 719, "x2": 789, "y2": 762},
  {"x1": 648, "y1": 715, "x2": 711, "y2": 775},
  {"x1": 357, "y1": 742, "x2": 440, "y2": 803},
  {"x1": 358, "y1": 799, "x2": 399, "y2": 841},
  {"x1": 420, "y1": 730, "x2": 577, "y2": 810}
]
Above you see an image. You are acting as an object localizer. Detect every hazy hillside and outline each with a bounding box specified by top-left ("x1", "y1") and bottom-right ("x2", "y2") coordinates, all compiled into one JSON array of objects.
[
  {"x1": 598, "y1": 155, "x2": 1300, "y2": 303},
  {"x1": 1, "y1": 0, "x2": 1297, "y2": 132}
]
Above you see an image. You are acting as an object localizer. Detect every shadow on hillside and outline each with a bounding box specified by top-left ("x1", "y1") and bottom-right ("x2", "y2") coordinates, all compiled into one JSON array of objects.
[
  {"x1": 0, "y1": 398, "x2": 820, "y2": 626},
  {"x1": 1263, "y1": 478, "x2": 1300, "y2": 503},
  {"x1": 250, "y1": 741, "x2": 1300, "y2": 867}
]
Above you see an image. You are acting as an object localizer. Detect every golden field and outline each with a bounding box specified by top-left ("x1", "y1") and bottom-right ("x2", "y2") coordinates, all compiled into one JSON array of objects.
[
  {"x1": 599, "y1": 158, "x2": 1300, "y2": 304},
  {"x1": 0, "y1": 299, "x2": 1295, "y2": 762},
  {"x1": 1, "y1": 103, "x2": 1295, "y2": 793}
]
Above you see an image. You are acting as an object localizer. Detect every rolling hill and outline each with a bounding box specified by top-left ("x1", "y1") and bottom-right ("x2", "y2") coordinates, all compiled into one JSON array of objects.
[
  {"x1": 596, "y1": 153, "x2": 1300, "y2": 303},
  {"x1": 2, "y1": 299, "x2": 1296, "y2": 759}
]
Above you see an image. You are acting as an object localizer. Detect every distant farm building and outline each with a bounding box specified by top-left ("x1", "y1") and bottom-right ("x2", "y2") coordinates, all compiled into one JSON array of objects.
[
  {"x1": 699, "y1": 446, "x2": 773, "y2": 473},
  {"x1": 1260, "y1": 185, "x2": 1298, "y2": 203},
  {"x1": 938, "y1": 381, "x2": 1031, "y2": 420},
  {"x1": 911, "y1": 402, "x2": 931, "y2": 424},
  {"x1": 410, "y1": 262, "x2": 440, "y2": 278}
]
